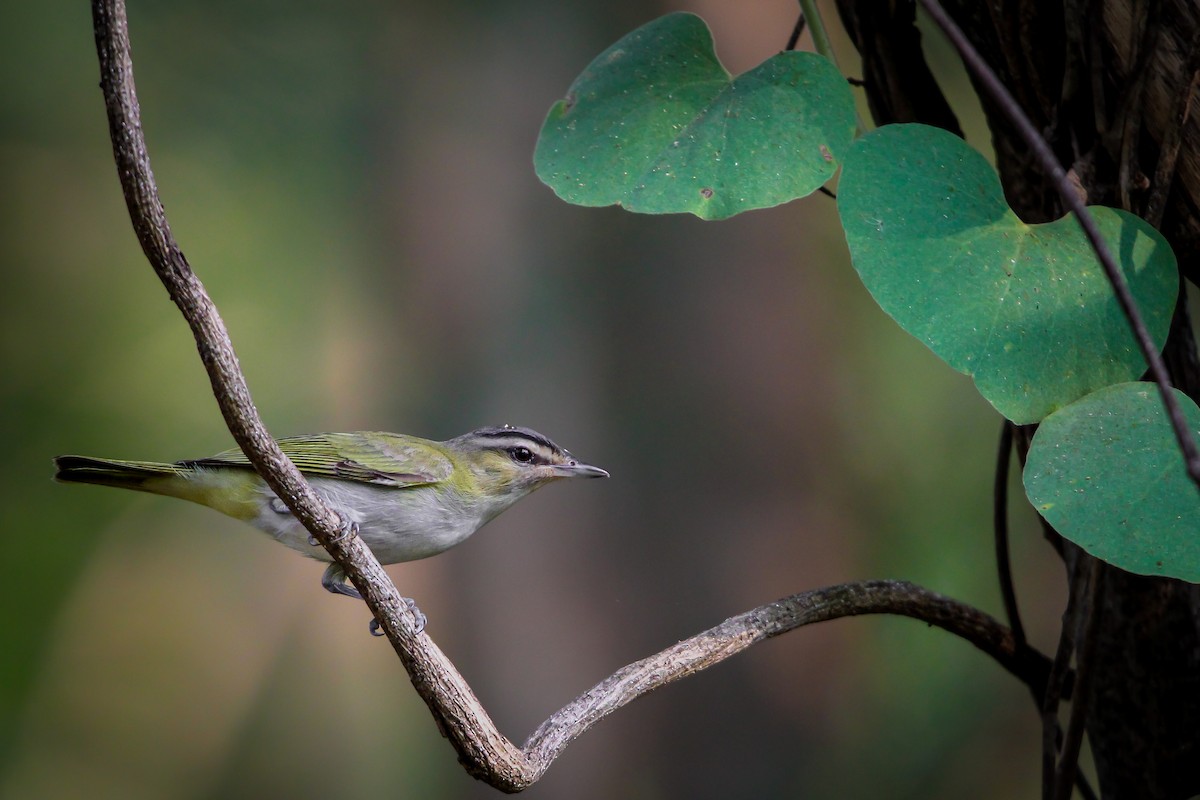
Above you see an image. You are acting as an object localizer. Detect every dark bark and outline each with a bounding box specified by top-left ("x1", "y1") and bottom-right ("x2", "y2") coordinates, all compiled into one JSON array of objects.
[{"x1": 837, "y1": 1, "x2": 1200, "y2": 796}]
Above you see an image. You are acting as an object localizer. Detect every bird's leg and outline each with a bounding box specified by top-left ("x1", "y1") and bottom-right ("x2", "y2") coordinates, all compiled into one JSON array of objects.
[
  {"x1": 317, "y1": 520, "x2": 365, "y2": 596},
  {"x1": 320, "y1": 562, "x2": 427, "y2": 636},
  {"x1": 320, "y1": 562, "x2": 363, "y2": 600}
]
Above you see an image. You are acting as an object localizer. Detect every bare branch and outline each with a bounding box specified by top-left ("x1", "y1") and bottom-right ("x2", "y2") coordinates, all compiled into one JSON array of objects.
[
  {"x1": 374, "y1": 578, "x2": 1056, "y2": 793},
  {"x1": 520, "y1": 579, "x2": 1051, "y2": 787},
  {"x1": 90, "y1": 0, "x2": 426, "y2": 652}
]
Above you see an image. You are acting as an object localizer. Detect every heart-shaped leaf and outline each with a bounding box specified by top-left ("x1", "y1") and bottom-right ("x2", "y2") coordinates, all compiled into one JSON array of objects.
[
  {"x1": 534, "y1": 12, "x2": 856, "y2": 220},
  {"x1": 838, "y1": 124, "x2": 1177, "y2": 423},
  {"x1": 1024, "y1": 382, "x2": 1200, "y2": 582}
]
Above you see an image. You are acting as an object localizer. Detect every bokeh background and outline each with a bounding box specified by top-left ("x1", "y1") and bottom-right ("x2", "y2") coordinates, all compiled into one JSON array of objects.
[{"x1": 2, "y1": 1, "x2": 1070, "y2": 798}]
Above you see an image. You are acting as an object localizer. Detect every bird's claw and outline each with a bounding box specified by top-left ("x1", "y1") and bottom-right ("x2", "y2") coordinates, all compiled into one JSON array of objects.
[
  {"x1": 368, "y1": 597, "x2": 427, "y2": 637},
  {"x1": 407, "y1": 597, "x2": 428, "y2": 633},
  {"x1": 329, "y1": 519, "x2": 359, "y2": 544},
  {"x1": 307, "y1": 520, "x2": 358, "y2": 548}
]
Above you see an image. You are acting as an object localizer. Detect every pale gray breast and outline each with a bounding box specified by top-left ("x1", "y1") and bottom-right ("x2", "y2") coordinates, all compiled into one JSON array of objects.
[{"x1": 249, "y1": 478, "x2": 490, "y2": 565}]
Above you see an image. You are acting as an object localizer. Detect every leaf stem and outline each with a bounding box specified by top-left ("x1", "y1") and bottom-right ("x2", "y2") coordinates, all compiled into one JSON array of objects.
[
  {"x1": 797, "y1": 0, "x2": 869, "y2": 135},
  {"x1": 797, "y1": 0, "x2": 835, "y2": 62}
]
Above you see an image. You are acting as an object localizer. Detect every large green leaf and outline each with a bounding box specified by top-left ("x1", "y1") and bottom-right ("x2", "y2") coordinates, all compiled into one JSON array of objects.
[
  {"x1": 534, "y1": 12, "x2": 856, "y2": 220},
  {"x1": 838, "y1": 124, "x2": 1177, "y2": 423},
  {"x1": 1024, "y1": 382, "x2": 1200, "y2": 582}
]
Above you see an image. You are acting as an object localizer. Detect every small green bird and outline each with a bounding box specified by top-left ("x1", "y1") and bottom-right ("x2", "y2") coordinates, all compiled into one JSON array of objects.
[{"x1": 54, "y1": 426, "x2": 607, "y2": 620}]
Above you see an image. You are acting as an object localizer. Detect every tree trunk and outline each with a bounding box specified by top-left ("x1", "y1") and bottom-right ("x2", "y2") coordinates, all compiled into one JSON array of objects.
[{"x1": 837, "y1": 1, "x2": 1200, "y2": 797}]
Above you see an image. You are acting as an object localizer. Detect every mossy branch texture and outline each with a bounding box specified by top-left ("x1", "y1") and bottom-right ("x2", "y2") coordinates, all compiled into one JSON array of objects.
[{"x1": 91, "y1": 0, "x2": 1048, "y2": 791}]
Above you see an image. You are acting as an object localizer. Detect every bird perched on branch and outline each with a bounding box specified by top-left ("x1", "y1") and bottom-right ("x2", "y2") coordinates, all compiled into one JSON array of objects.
[{"x1": 55, "y1": 425, "x2": 607, "y2": 631}]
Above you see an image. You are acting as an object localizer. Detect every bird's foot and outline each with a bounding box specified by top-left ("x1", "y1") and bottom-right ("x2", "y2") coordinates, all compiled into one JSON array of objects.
[
  {"x1": 369, "y1": 597, "x2": 427, "y2": 636},
  {"x1": 322, "y1": 564, "x2": 425, "y2": 635},
  {"x1": 329, "y1": 519, "x2": 359, "y2": 544},
  {"x1": 307, "y1": 519, "x2": 359, "y2": 548}
]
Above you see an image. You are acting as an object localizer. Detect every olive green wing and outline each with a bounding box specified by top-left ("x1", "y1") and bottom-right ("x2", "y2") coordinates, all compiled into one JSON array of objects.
[{"x1": 186, "y1": 432, "x2": 453, "y2": 488}]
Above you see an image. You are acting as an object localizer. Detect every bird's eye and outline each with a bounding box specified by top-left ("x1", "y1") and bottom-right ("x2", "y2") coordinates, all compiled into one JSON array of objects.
[{"x1": 509, "y1": 446, "x2": 534, "y2": 464}]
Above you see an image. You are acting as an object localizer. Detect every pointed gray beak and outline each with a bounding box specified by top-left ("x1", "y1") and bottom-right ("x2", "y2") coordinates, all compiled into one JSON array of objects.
[{"x1": 550, "y1": 461, "x2": 610, "y2": 479}]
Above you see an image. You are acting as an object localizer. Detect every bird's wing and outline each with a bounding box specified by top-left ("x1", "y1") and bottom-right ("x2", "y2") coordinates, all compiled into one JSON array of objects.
[{"x1": 184, "y1": 432, "x2": 453, "y2": 488}]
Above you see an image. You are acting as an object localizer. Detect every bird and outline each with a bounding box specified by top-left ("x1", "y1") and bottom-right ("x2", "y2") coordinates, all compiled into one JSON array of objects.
[{"x1": 54, "y1": 425, "x2": 608, "y2": 630}]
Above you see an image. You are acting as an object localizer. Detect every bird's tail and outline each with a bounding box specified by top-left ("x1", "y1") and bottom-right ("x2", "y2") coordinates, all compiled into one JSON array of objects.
[
  {"x1": 54, "y1": 454, "x2": 261, "y2": 520},
  {"x1": 53, "y1": 455, "x2": 193, "y2": 494}
]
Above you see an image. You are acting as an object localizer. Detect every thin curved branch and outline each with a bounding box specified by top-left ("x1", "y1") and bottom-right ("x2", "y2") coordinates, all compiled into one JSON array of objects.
[
  {"x1": 91, "y1": 0, "x2": 336, "y2": 546},
  {"x1": 520, "y1": 579, "x2": 1052, "y2": 785},
  {"x1": 993, "y1": 420, "x2": 1025, "y2": 647},
  {"x1": 90, "y1": 0, "x2": 425, "y2": 640},
  {"x1": 376, "y1": 577, "x2": 1054, "y2": 792},
  {"x1": 91, "y1": 2, "x2": 1053, "y2": 793},
  {"x1": 919, "y1": 0, "x2": 1200, "y2": 491}
]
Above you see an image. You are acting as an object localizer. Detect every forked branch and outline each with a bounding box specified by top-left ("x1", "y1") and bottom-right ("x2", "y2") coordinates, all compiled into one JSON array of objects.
[{"x1": 91, "y1": 0, "x2": 1050, "y2": 792}]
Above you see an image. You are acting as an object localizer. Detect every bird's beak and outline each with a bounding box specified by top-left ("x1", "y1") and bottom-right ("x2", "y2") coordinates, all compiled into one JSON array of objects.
[{"x1": 550, "y1": 461, "x2": 610, "y2": 479}]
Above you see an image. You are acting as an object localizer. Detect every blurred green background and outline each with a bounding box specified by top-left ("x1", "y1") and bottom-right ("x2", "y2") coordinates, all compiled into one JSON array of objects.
[{"x1": 2, "y1": 1, "x2": 1068, "y2": 798}]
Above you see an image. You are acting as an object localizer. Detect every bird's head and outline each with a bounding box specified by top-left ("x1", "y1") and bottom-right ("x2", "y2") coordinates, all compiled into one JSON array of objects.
[{"x1": 449, "y1": 425, "x2": 608, "y2": 499}]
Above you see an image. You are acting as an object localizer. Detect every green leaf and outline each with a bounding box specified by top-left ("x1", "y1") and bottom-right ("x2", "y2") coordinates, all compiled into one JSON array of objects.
[
  {"x1": 838, "y1": 124, "x2": 1177, "y2": 423},
  {"x1": 1024, "y1": 382, "x2": 1200, "y2": 582},
  {"x1": 534, "y1": 12, "x2": 856, "y2": 220}
]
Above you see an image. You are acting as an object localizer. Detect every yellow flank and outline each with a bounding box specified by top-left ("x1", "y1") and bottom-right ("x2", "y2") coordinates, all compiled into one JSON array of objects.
[{"x1": 149, "y1": 467, "x2": 264, "y2": 521}]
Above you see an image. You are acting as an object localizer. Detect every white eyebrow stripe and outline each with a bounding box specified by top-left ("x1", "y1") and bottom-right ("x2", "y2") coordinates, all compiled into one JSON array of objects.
[{"x1": 483, "y1": 436, "x2": 559, "y2": 455}]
